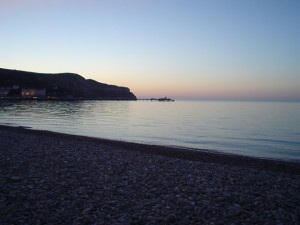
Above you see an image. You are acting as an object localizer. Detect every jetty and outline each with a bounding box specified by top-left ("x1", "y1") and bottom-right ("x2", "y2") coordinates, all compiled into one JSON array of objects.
[{"x1": 138, "y1": 97, "x2": 174, "y2": 102}]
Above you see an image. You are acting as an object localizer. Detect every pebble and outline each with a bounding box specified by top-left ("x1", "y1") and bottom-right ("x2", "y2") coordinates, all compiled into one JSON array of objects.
[
  {"x1": 1, "y1": 128, "x2": 300, "y2": 225},
  {"x1": 10, "y1": 176, "x2": 23, "y2": 181}
]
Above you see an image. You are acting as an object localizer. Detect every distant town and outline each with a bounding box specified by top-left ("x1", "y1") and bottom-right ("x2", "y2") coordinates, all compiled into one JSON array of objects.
[{"x1": 0, "y1": 85, "x2": 47, "y2": 99}]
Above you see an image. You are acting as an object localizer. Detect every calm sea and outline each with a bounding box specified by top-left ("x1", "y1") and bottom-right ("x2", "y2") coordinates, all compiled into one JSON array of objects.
[{"x1": 1, "y1": 100, "x2": 300, "y2": 162}]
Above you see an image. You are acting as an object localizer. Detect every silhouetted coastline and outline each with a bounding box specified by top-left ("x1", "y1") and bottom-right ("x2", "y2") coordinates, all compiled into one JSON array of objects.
[
  {"x1": 0, "y1": 97, "x2": 137, "y2": 101},
  {"x1": 0, "y1": 68, "x2": 137, "y2": 100}
]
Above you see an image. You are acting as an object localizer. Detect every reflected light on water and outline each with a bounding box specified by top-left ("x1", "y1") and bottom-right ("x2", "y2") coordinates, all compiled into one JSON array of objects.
[{"x1": 1, "y1": 100, "x2": 300, "y2": 162}]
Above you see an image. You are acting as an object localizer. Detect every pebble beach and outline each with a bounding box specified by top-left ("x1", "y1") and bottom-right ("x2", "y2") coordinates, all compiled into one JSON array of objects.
[{"x1": 1, "y1": 125, "x2": 299, "y2": 224}]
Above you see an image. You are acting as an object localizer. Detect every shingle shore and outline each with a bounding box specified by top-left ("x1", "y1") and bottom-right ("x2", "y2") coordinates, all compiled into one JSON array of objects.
[{"x1": 1, "y1": 126, "x2": 299, "y2": 224}]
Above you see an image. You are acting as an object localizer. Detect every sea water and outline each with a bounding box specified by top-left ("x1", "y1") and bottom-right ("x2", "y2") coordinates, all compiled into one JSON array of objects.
[{"x1": 0, "y1": 100, "x2": 299, "y2": 162}]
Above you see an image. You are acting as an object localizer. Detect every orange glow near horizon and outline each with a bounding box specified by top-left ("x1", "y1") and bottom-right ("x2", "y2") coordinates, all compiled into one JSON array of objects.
[
  {"x1": 1, "y1": 0, "x2": 299, "y2": 101},
  {"x1": 128, "y1": 79, "x2": 300, "y2": 101}
]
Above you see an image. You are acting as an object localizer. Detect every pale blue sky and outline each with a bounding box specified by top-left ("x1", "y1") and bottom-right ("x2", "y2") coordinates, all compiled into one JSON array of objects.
[{"x1": 1, "y1": 0, "x2": 299, "y2": 100}]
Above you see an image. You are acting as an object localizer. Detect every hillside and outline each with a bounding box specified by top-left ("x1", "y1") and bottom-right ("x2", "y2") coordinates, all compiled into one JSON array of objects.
[{"x1": 0, "y1": 68, "x2": 136, "y2": 100}]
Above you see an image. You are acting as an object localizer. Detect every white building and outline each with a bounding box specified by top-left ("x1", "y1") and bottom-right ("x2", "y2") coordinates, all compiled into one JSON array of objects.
[{"x1": 21, "y1": 88, "x2": 46, "y2": 98}]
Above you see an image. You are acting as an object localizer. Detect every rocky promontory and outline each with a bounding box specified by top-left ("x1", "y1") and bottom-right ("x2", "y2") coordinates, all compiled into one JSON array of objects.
[{"x1": 0, "y1": 68, "x2": 136, "y2": 100}]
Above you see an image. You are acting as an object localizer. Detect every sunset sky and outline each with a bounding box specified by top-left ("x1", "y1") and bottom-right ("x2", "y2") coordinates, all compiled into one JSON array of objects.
[{"x1": 1, "y1": 0, "x2": 299, "y2": 101}]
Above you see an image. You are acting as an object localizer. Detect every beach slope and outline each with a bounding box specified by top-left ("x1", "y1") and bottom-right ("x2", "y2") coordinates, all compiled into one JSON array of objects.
[{"x1": 0, "y1": 125, "x2": 299, "y2": 224}]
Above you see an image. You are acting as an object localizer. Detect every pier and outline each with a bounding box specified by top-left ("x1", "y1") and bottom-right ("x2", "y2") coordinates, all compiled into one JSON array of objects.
[{"x1": 138, "y1": 97, "x2": 174, "y2": 102}]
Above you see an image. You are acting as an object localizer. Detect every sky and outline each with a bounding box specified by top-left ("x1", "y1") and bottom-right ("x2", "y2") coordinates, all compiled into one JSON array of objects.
[{"x1": 0, "y1": 0, "x2": 299, "y2": 101}]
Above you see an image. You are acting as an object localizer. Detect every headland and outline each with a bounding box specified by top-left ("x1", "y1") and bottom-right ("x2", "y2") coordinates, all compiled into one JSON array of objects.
[{"x1": 0, "y1": 68, "x2": 136, "y2": 100}]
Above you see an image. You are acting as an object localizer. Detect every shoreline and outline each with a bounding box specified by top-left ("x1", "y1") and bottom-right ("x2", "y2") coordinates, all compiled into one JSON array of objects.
[
  {"x1": 0, "y1": 98, "x2": 137, "y2": 101},
  {"x1": 1, "y1": 124, "x2": 300, "y2": 224},
  {"x1": 1, "y1": 125, "x2": 299, "y2": 175}
]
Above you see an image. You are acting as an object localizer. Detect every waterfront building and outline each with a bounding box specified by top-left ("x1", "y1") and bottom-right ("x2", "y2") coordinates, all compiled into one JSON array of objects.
[{"x1": 21, "y1": 88, "x2": 46, "y2": 99}]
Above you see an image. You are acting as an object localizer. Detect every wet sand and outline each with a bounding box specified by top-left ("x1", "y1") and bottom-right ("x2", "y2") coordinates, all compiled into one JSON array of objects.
[{"x1": 1, "y1": 125, "x2": 299, "y2": 224}]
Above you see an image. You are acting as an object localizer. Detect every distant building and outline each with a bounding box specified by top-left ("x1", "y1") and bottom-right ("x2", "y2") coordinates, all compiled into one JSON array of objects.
[
  {"x1": 12, "y1": 85, "x2": 20, "y2": 90},
  {"x1": 0, "y1": 86, "x2": 14, "y2": 97},
  {"x1": 0, "y1": 90, "x2": 9, "y2": 97},
  {"x1": 21, "y1": 88, "x2": 46, "y2": 99},
  {"x1": 0, "y1": 86, "x2": 11, "y2": 91}
]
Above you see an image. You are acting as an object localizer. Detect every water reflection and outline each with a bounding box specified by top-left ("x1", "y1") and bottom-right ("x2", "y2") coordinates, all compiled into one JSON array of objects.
[{"x1": 1, "y1": 100, "x2": 300, "y2": 161}]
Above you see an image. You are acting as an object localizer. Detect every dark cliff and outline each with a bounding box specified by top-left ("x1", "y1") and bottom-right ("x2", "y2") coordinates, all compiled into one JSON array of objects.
[{"x1": 0, "y1": 68, "x2": 137, "y2": 100}]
